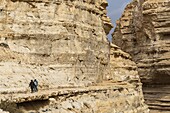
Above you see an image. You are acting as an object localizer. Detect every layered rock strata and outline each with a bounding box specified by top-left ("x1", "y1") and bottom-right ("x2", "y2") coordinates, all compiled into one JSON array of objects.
[
  {"x1": 0, "y1": 0, "x2": 113, "y2": 88},
  {"x1": 0, "y1": 0, "x2": 148, "y2": 112},
  {"x1": 0, "y1": 44, "x2": 149, "y2": 113},
  {"x1": 112, "y1": 0, "x2": 170, "y2": 112}
]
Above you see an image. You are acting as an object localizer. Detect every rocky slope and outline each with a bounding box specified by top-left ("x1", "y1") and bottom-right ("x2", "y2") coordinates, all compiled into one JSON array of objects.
[
  {"x1": 112, "y1": 0, "x2": 170, "y2": 112},
  {"x1": 0, "y1": 0, "x2": 148, "y2": 112}
]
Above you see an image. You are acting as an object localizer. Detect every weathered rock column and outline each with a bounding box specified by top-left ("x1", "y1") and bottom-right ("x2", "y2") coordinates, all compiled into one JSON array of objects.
[
  {"x1": 113, "y1": 0, "x2": 170, "y2": 112},
  {"x1": 0, "y1": 0, "x2": 148, "y2": 112},
  {"x1": 0, "y1": 0, "x2": 112, "y2": 89}
]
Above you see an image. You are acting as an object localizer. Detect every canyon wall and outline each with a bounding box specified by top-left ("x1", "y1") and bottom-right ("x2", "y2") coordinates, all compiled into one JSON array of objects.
[
  {"x1": 113, "y1": 0, "x2": 170, "y2": 112},
  {"x1": 0, "y1": 0, "x2": 148, "y2": 112},
  {"x1": 0, "y1": 0, "x2": 113, "y2": 89}
]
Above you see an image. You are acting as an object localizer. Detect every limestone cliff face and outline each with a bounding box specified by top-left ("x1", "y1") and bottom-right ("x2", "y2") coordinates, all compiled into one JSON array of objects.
[
  {"x1": 0, "y1": 0, "x2": 113, "y2": 89},
  {"x1": 0, "y1": 44, "x2": 149, "y2": 113},
  {"x1": 113, "y1": 0, "x2": 170, "y2": 112},
  {"x1": 0, "y1": 0, "x2": 148, "y2": 112}
]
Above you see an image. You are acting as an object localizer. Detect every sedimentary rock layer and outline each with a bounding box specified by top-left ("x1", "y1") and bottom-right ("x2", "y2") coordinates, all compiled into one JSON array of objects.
[
  {"x1": 0, "y1": 44, "x2": 149, "y2": 113},
  {"x1": 112, "y1": 0, "x2": 170, "y2": 112},
  {"x1": 0, "y1": 0, "x2": 148, "y2": 112},
  {"x1": 0, "y1": 0, "x2": 113, "y2": 88}
]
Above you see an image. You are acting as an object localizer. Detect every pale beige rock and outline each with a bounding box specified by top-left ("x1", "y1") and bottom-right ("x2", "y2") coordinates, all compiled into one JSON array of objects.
[
  {"x1": 112, "y1": 0, "x2": 170, "y2": 112},
  {"x1": 0, "y1": 0, "x2": 112, "y2": 89},
  {"x1": 0, "y1": 0, "x2": 148, "y2": 112}
]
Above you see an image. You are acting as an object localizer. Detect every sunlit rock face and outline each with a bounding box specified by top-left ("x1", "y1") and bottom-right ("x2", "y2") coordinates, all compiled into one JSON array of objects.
[
  {"x1": 0, "y1": 0, "x2": 113, "y2": 88},
  {"x1": 113, "y1": 0, "x2": 170, "y2": 112},
  {"x1": 0, "y1": 0, "x2": 149, "y2": 112}
]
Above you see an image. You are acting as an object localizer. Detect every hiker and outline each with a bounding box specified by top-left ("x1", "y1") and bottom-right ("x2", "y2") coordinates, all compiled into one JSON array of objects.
[
  {"x1": 29, "y1": 80, "x2": 35, "y2": 93},
  {"x1": 34, "y1": 79, "x2": 38, "y2": 92}
]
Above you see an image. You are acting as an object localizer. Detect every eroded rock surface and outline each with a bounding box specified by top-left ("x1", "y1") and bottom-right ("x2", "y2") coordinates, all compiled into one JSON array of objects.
[
  {"x1": 0, "y1": 0, "x2": 113, "y2": 89},
  {"x1": 113, "y1": 0, "x2": 170, "y2": 112},
  {"x1": 0, "y1": 0, "x2": 148, "y2": 112}
]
